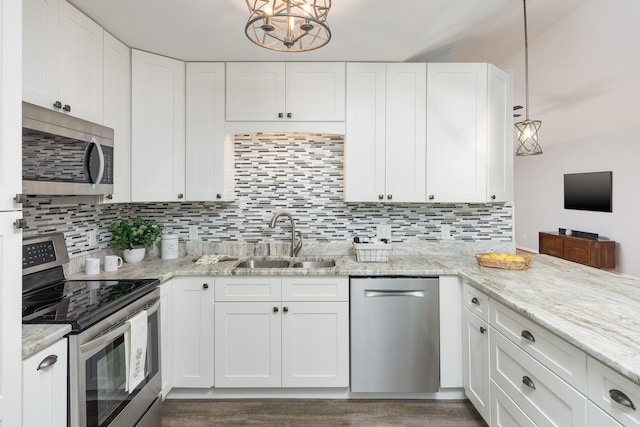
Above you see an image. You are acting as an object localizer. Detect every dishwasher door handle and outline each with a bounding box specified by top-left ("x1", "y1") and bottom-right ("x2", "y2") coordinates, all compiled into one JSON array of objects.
[{"x1": 364, "y1": 290, "x2": 425, "y2": 298}]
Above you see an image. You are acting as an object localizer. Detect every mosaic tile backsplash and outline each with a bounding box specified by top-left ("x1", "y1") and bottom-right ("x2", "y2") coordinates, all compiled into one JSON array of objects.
[{"x1": 23, "y1": 133, "x2": 513, "y2": 258}]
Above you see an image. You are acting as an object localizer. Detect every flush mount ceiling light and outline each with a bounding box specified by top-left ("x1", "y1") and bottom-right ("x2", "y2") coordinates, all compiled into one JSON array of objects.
[
  {"x1": 515, "y1": 0, "x2": 542, "y2": 156},
  {"x1": 245, "y1": 0, "x2": 332, "y2": 52}
]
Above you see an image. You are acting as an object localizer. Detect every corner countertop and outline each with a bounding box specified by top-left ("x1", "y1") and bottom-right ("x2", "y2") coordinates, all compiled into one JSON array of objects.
[{"x1": 23, "y1": 250, "x2": 640, "y2": 389}]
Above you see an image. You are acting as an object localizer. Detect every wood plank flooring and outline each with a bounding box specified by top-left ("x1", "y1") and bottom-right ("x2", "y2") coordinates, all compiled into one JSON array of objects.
[{"x1": 161, "y1": 399, "x2": 488, "y2": 427}]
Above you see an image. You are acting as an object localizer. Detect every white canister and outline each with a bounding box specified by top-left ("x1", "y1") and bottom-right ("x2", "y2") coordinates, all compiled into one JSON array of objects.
[{"x1": 161, "y1": 234, "x2": 179, "y2": 259}]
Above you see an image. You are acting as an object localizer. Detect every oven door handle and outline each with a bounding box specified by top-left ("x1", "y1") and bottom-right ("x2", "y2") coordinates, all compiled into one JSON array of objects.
[{"x1": 79, "y1": 300, "x2": 160, "y2": 355}]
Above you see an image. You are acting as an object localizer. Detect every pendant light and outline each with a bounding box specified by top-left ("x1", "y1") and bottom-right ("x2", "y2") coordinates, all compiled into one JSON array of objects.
[
  {"x1": 245, "y1": 0, "x2": 332, "y2": 52},
  {"x1": 515, "y1": 0, "x2": 543, "y2": 156}
]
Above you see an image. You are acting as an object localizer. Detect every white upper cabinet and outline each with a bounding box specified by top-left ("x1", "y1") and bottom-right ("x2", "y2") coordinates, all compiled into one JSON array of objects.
[
  {"x1": 226, "y1": 62, "x2": 345, "y2": 122},
  {"x1": 345, "y1": 63, "x2": 426, "y2": 203},
  {"x1": 102, "y1": 32, "x2": 131, "y2": 203},
  {"x1": 185, "y1": 62, "x2": 234, "y2": 202},
  {"x1": 23, "y1": 0, "x2": 104, "y2": 123},
  {"x1": 131, "y1": 50, "x2": 185, "y2": 202},
  {"x1": 426, "y1": 63, "x2": 513, "y2": 203}
]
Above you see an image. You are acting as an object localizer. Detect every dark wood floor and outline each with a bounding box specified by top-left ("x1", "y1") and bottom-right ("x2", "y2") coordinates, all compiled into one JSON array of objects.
[{"x1": 161, "y1": 399, "x2": 488, "y2": 427}]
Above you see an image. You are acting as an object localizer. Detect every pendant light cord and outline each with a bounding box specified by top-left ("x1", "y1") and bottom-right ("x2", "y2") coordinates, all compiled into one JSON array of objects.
[{"x1": 523, "y1": 0, "x2": 530, "y2": 121}]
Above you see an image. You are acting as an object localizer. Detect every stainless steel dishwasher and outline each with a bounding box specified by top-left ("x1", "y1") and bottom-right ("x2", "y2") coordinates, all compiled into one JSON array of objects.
[{"x1": 350, "y1": 277, "x2": 440, "y2": 393}]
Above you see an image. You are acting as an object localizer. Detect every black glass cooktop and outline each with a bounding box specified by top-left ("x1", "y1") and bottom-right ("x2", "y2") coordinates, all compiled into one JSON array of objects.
[{"x1": 22, "y1": 278, "x2": 159, "y2": 332}]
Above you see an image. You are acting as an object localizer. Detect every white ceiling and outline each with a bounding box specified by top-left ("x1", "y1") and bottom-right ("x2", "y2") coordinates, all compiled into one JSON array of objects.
[{"x1": 68, "y1": 0, "x2": 584, "y2": 63}]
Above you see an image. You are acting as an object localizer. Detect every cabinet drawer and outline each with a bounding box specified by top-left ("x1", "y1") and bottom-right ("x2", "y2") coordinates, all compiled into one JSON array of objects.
[
  {"x1": 587, "y1": 356, "x2": 640, "y2": 426},
  {"x1": 588, "y1": 401, "x2": 623, "y2": 427},
  {"x1": 215, "y1": 277, "x2": 281, "y2": 301},
  {"x1": 491, "y1": 380, "x2": 536, "y2": 427},
  {"x1": 491, "y1": 330, "x2": 587, "y2": 426},
  {"x1": 490, "y1": 300, "x2": 587, "y2": 392},
  {"x1": 564, "y1": 239, "x2": 591, "y2": 264},
  {"x1": 281, "y1": 276, "x2": 348, "y2": 301},
  {"x1": 463, "y1": 281, "x2": 489, "y2": 322}
]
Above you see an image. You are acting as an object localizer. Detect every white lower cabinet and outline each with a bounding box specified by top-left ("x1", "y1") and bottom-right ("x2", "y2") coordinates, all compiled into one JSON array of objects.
[
  {"x1": 491, "y1": 379, "x2": 536, "y2": 427},
  {"x1": 587, "y1": 356, "x2": 640, "y2": 426},
  {"x1": 491, "y1": 329, "x2": 587, "y2": 426},
  {"x1": 462, "y1": 307, "x2": 490, "y2": 423},
  {"x1": 159, "y1": 281, "x2": 172, "y2": 398},
  {"x1": 588, "y1": 401, "x2": 623, "y2": 427},
  {"x1": 171, "y1": 277, "x2": 214, "y2": 388},
  {"x1": 214, "y1": 276, "x2": 349, "y2": 388},
  {"x1": 22, "y1": 338, "x2": 68, "y2": 427}
]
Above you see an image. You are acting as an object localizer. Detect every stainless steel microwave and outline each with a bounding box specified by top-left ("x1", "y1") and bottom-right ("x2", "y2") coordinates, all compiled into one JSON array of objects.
[{"x1": 22, "y1": 101, "x2": 114, "y2": 196}]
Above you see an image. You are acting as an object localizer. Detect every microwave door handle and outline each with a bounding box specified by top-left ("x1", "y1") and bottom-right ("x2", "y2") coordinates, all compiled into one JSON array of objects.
[
  {"x1": 79, "y1": 300, "x2": 160, "y2": 355},
  {"x1": 92, "y1": 139, "x2": 105, "y2": 188}
]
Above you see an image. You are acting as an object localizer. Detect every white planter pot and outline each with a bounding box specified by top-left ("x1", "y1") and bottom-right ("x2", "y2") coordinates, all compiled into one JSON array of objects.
[{"x1": 123, "y1": 247, "x2": 146, "y2": 264}]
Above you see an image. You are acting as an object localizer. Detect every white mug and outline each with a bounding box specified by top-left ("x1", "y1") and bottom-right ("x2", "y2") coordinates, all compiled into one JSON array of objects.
[
  {"x1": 104, "y1": 255, "x2": 123, "y2": 272},
  {"x1": 85, "y1": 257, "x2": 100, "y2": 275}
]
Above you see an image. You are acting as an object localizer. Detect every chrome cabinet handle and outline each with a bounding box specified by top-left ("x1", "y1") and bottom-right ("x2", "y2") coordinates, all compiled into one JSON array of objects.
[
  {"x1": 53, "y1": 100, "x2": 62, "y2": 109},
  {"x1": 610, "y1": 389, "x2": 636, "y2": 410},
  {"x1": 37, "y1": 355, "x2": 58, "y2": 371},
  {"x1": 471, "y1": 297, "x2": 480, "y2": 306},
  {"x1": 522, "y1": 375, "x2": 536, "y2": 389},
  {"x1": 387, "y1": 194, "x2": 392, "y2": 200},
  {"x1": 63, "y1": 104, "x2": 71, "y2": 112},
  {"x1": 491, "y1": 195, "x2": 496, "y2": 200},
  {"x1": 203, "y1": 283, "x2": 209, "y2": 290},
  {"x1": 216, "y1": 194, "x2": 222, "y2": 199},
  {"x1": 378, "y1": 194, "x2": 384, "y2": 200},
  {"x1": 177, "y1": 193, "x2": 184, "y2": 199},
  {"x1": 14, "y1": 218, "x2": 27, "y2": 229},
  {"x1": 429, "y1": 195, "x2": 435, "y2": 200},
  {"x1": 287, "y1": 112, "x2": 292, "y2": 118},
  {"x1": 521, "y1": 330, "x2": 536, "y2": 342},
  {"x1": 278, "y1": 113, "x2": 284, "y2": 118},
  {"x1": 480, "y1": 326, "x2": 487, "y2": 334},
  {"x1": 273, "y1": 307, "x2": 279, "y2": 313},
  {"x1": 283, "y1": 306, "x2": 289, "y2": 313}
]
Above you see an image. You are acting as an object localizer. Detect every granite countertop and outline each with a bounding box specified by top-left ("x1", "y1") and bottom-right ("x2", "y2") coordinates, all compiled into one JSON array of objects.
[
  {"x1": 23, "y1": 324, "x2": 72, "y2": 360},
  {"x1": 23, "y1": 248, "x2": 640, "y2": 389}
]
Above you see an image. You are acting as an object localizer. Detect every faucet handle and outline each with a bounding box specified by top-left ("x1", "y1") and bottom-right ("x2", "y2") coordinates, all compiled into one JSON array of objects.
[{"x1": 293, "y1": 230, "x2": 303, "y2": 256}]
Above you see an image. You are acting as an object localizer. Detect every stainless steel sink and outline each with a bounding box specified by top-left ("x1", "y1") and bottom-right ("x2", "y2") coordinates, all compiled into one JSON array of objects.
[
  {"x1": 291, "y1": 260, "x2": 336, "y2": 268},
  {"x1": 234, "y1": 259, "x2": 292, "y2": 269},
  {"x1": 233, "y1": 258, "x2": 336, "y2": 269}
]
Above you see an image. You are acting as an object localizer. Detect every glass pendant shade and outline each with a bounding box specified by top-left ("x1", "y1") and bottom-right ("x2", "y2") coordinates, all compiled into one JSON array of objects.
[
  {"x1": 245, "y1": 0, "x2": 332, "y2": 52},
  {"x1": 515, "y1": 119, "x2": 542, "y2": 156}
]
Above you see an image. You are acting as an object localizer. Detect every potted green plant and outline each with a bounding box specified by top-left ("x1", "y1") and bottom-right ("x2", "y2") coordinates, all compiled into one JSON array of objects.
[{"x1": 108, "y1": 217, "x2": 162, "y2": 263}]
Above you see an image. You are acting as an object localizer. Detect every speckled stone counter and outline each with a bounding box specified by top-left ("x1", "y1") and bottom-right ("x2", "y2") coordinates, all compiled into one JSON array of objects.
[
  {"x1": 22, "y1": 324, "x2": 71, "y2": 360},
  {"x1": 23, "y1": 241, "x2": 640, "y2": 388}
]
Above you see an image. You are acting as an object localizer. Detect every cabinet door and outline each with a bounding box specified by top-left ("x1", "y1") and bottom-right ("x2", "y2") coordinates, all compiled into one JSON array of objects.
[
  {"x1": 487, "y1": 65, "x2": 513, "y2": 202},
  {"x1": 186, "y1": 63, "x2": 233, "y2": 201},
  {"x1": 22, "y1": 338, "x2": 68, "y2": 427},
  {"x1": 159, "y1": 281, "x2": 172, "y2": 398},
  {"x1": 171, "y1": 277, "x2": 213, "y2": 388},
  {"x1": 102, "y1": 32, "x2": 131, "y2": 203},
  {"x1": 58, "y1": 0, "x2": 103, "y2": 123},
  {"x1": 285, "y1": 62, "x2": 345, "y2": 121},
  {"x1": 344, "y1": 63, "x2": 386, "y2": 202},
  {"x1": 462, "y1": 309, "x2": 491, "y2": 423},
  {"x1": 226, "y1": 62, "x2": 285, "y2": 121},
  {"x1": 281, "y1": 302, "x2": 349, "y2": 388},
  {"x1": 22, "y1": 0, "x2": 60, "y2": 110},
  {"x1": 385, "y1": 63, "x2": 426, "y2": 203},
  {"x1": 427, "y1": 63, "x2": 487, "y2": 203},
  {"x1": 214, "y1": 302, "x2": 282, "y2": 388},
  {"x1": 131, "y1": 50, "x2": 185, "y2": 202}
]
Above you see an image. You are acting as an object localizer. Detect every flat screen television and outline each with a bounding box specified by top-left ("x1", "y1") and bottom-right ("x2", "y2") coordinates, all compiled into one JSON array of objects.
[{"x1": 564, "y1": 171, "x2": 612, "y2": 212}]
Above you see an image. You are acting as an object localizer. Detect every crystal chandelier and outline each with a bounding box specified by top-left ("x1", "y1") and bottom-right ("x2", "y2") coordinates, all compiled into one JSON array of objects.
[
  {"x1": 515, "y1": 0, "x2": 542, "y2": 156},
  {"x1": 245, "y1": 0, "x2": 332, "y2": 52}
]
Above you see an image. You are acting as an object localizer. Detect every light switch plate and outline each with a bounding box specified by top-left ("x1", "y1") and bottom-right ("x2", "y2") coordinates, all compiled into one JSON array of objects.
[
  {"x1": 189, "y1": 225, "x2": 199, "y2": 241},
  {"x1": 376, "y1": 224, "x2": 391, "y2": 241}
]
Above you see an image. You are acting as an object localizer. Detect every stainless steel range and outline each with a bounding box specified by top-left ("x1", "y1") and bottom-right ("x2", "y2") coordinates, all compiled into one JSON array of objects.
[{"x1": 22, "y1": 233, "x2": 161, "y2": 427}]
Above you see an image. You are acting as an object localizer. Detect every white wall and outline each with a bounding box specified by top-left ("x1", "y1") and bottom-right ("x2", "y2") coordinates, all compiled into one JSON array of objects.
[
  {"x1": 514, "y1": 127, "x2": 640, "y2": 276},
  {"x1": 453, "y1": 0, "x2": 640, "y2": 276}
]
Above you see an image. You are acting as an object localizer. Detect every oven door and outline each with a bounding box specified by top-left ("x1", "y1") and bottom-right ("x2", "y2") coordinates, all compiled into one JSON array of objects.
[{"x1": 70, "y1": 290, "x2": 161, "y2": 427}]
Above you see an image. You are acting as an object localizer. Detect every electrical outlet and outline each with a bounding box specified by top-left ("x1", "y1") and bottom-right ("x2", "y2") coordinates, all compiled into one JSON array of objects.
[
  {"x1": 88, "y1": 229, "x2": 97, "y2": 247},
  {"x1": 376, "y1": 224, "x2": 391, "y2": 241},
  {"x1": 189, "y1": 225, "x2": 199, "y2": 241},
  {"x1": 440, "y1": 224, "x2": 451, "y2": 240}
]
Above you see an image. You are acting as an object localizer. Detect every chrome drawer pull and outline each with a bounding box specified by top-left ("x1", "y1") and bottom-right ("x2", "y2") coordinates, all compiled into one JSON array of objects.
[
  {"x1": 480, "y1": 326, "x2": 487, "y2": 334},
  {"x1": 521, "y1": 330, "x2": 536, "y2": 342},
  {"x1": 522, "y1": 375, "x2": 536, "y2": 389},
  {"x1": 37, "y1": 355, "x2": 58, "y2": 371},
  {"x1": 471, "y1": 297, "x2": 480, "y2": 305},
  {"x1": 610, "y1": 389, "x2": 636, "y2": 410}
]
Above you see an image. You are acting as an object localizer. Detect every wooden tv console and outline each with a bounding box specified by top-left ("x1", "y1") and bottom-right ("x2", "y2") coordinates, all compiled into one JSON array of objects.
[{"x1": 539, "y1": 232, "x2": 615, "y2": 269}]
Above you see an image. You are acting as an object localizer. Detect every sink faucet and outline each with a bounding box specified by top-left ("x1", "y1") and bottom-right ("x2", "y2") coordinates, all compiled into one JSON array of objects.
[{"x1": 268, "y1": 211, "x2": 302, "y2": 257}]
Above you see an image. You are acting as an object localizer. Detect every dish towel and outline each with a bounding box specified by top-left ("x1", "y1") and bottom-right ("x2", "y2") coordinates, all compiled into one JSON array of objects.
[{"x1": 124, "y1": 310, "x2": 148, "y2": 393}]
